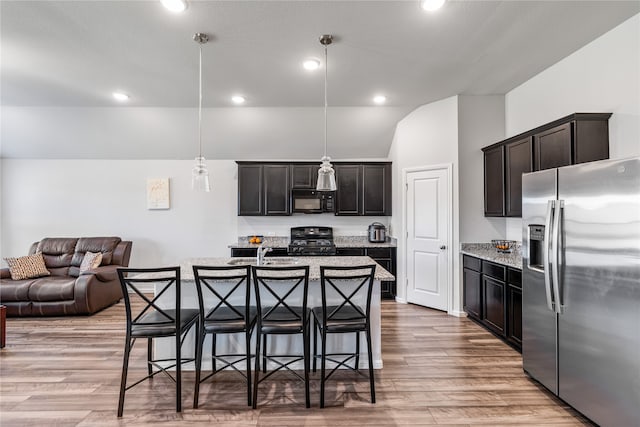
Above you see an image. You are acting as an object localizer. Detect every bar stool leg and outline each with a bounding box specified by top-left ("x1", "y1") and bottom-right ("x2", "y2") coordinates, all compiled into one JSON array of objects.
[
  {"x1": 366, "y1": 326, "x2": 375, "y2": 404},
  {"x1": 245, "y1": 328, "x2": 252, "y2": 407},
  {"x1": 117, "y1": 336, "x2": 132, "y2": 417},
  {"x1": 193, "y1": 324, "x2": 203, "y2": 409}
]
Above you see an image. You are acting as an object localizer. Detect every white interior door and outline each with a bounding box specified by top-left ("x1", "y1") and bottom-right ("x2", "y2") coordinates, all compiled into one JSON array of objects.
[{"x1": 405, "y1": 166, "x2": 450, "y2": 311}]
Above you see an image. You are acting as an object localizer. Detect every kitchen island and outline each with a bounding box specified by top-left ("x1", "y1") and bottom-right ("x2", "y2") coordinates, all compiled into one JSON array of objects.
[{"x1": 153, "y1": 256, "x2": 394, "y2": 370}]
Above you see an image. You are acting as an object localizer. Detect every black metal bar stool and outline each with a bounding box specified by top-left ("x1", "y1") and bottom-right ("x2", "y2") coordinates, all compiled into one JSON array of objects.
[
  {"x1": 251, "y1": 265, "x2": 311, "y2": 409},
  {"x1": 192, "y1": 264, "x2": 255, "y2": 408},
  {"x1": 116, "y1": 267, "x2": 199, "y2": 417},
  {"x1": 312, "y1": 264, "x2": 376, "y2": 408}
]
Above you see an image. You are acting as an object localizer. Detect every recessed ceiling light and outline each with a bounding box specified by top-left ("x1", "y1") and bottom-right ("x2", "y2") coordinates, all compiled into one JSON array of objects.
[
  {"x1": 421, "y1": 0, "x2": 446, "y2": 12},
  {"x1": 303, "y1": 59, "x2": 321, "y2": 71},
  {"x1": 231, "y1": 95, "x2": 246, "y2": 105},
  {"x1": 161, "y1": 0, "x2": 187, "y2": 13},
  {"x1": 112, "y1": 92, "x2": 130, "y2": 102},
  {"x1": 373, "y1": 95, "x2": 387, "y2": 105}
]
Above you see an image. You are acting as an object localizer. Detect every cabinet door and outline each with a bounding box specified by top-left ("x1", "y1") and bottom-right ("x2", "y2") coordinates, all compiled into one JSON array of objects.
[
  {"x1": 484, "y1": 145, "x2": 505, "y2": 216},
  {"x1": 263, "y1": 165, "x2": 290, "y2": 215},
  {"x1": 291, "y1": 164, "x2": 317, "y2": 189},
  {"x1": 534, "y1": 122, "x2": 572, "y2": 170},
  {"x1": 463, "y1": 268, "x2": 482, "y2": 320},
  {"x1": 574, "y1": 119, "x2": 609, "y2": 164},
  {"x1": 482, "y1": 276, "x2": 506, "y2": 336},
  {"x1": 505, "y1": 137, "x2": 532, "y2": 217},
  {"x1": 362, "y1": 164, "x2": 392, "y2": 216},
  {"x1": 507, "y1": 284, "x2": 522, "y2": 350},
  {"x1": 231, "y1": 248, "x2": 257, "y2": 257},
  {"x1": 238, "y1": 164, "x2": 263, "y2": 216},
  {"x1": 335, "y1": 247, "x2": 365, "y2": 256},
  {"x1": 335, "y1": 164, "x2": 362, "y2": 215}
]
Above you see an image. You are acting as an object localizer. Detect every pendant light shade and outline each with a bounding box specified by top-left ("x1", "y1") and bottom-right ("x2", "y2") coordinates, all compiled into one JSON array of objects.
[
  {"x1": 192, "y1": 156, "x2": 210, "y2": 192},
  {"x1": 317, "y1": 156, "x2": 336, "y2": 191},
  {"x1": 316, "y1": 34, "x2": 337, "y2": 192},
  {"x1": 191, "y1": 32, "x2": 211, "y2": 192}
]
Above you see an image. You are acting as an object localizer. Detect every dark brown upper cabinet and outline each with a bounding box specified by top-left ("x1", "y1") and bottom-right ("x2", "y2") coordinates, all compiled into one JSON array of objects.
[
  {"x1": 362, "y1": 164, "x2": 392, "y2": 216},
  {"x1": 532, "y1": 114, "x2": 611, "y2": 171},
  {"x1": 533, "y1": 123, "x2": 572, "y2": 170},
  {"x1": 335, "y1": 164, "x2": 362, "y2": 215},
  {"x1": 505, "y1": 137, "x2": 532, "y2": 217},
  {"x1": 237, "y1": 164, "x2": 264, "y2": 215},
  {"x1": 483, "y1": 113, "x2": 610, "y2": 218},
  {"x1": 483, "y1": 145, "x2": 505, "y2": 217},
  {"x1": 335, "y1": 163, "x2": 392, "y2": 216},
  {"x1": 291, "y1": 163, "x2": 318, "y2": 189},
  {"x1": 237, "y1": 161, "x2": 392, "y2": 217},
  {"x1": 237, "y1": 163, "x2": 290, "y2": 216},
  {"x1": 263, "y1": 165, "x2": 290, "y2": 215}
]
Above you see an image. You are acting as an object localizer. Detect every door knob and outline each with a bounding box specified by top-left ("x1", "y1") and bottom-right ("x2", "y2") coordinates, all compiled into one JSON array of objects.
[{"x1": 440, "y1": 245, "x2": 446, "y2": 250}]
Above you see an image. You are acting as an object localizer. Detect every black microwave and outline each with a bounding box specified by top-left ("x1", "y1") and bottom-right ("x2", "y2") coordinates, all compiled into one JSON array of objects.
[{"x1": 291, "y1": 189, "x2": 335, "y2": 214}]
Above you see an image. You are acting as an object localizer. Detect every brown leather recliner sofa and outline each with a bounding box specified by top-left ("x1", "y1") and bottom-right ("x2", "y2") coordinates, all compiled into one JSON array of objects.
[{"x1": 0, "y1": 237, "x2": 132, "y2": 317}]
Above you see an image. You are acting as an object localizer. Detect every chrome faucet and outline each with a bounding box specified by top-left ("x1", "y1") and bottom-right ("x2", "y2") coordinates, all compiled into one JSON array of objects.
[{"x1": 256, "y1": 244, "x2": 272, "y2": 266}]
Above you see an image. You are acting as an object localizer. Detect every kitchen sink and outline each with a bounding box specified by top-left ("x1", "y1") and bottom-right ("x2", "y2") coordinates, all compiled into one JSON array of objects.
[{"x1": 226, "y1": 257, "x2": 299, "y2": 266}]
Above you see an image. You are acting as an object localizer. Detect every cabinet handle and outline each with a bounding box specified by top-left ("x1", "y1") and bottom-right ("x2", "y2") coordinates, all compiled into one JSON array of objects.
[{"x1": 440, "y1": 245, "x2": 446, "y2": 250}]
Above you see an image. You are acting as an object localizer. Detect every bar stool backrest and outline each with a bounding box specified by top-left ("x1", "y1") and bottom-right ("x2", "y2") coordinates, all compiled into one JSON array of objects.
[
  {"x1": 251, "y1": 265, "x2": 310, "y2": 328},
  {"x1": 318, "y1": 265, "x2": 376, "y2": 327},
  {"x1": 192, "y1": 265, "x2": 252, "y2": 324},
  {"x1": 117, "y1": 266, "x2": 183, "y2": 334}
]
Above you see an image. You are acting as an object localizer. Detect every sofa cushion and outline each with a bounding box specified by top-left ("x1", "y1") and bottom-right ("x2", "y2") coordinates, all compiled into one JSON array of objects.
[
  {"x1": 36, "y1": 238, "x2": 78, "y2": 276},
  {"x1": 28, "y1": 276, "x2": 76, "y2": 302},
  {"x1": 79, "y1": 252, "x2": 103, "y2": 274},
  {"x1": 0, "y1": 278, "x2": 37, "y2": 301},
  {"x1": 4, "y1": 252, "x2": 51, "y2": 280}
]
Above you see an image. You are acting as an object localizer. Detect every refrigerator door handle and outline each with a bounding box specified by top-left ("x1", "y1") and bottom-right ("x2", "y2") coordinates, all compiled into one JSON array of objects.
[
  {"x1": 552, "y1": 200, "x2": 564, "y2": 313},
  {"x1": 543, "y1": 200, "x2": 555, "y2": 312}
]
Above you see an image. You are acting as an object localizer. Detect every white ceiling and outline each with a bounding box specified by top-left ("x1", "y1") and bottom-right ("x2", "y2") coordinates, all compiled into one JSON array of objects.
[{"x1": 1, "y1": 1, "x2": 638, "y2": 159}]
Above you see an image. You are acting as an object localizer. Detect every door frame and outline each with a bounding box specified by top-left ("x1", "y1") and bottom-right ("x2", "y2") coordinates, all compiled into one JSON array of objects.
[{"x1": 402, "y1": 163, "x2": 454, "y2": 314}]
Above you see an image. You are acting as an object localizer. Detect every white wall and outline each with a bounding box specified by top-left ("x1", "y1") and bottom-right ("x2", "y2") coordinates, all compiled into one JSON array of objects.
[
  {"x1": 504, "y1": 13, "x2": 640, "y2": 240},
  {"x1": 1, "y1": 159, "x2": 238, "y2": 266},
  {"x1": 387, "y1": 96, "x2": 461, "y2": 314},
  {"x1": 1, "y1": 106, "x2": 410, "y2": 160},
  {"x1": 0, "y1": 158, "x2": 392, "y2": 266},
  {"x1": 458, "y1": 95, "x2": 506, "y2": 243}
]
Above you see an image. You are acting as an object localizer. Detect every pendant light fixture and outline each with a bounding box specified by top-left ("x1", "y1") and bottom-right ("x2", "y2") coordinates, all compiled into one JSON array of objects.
[
  {"x1": 316, "y1": 34, "x2": 337, "y2": 192},
  {"x1": 191, "y1": 32, "x2": 211, "y2": 192}
]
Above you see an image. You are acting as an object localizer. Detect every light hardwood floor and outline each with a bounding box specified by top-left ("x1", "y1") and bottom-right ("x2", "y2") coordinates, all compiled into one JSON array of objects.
[{"x1": 0, "y1": 300, "x2": 591, "y2": 426}]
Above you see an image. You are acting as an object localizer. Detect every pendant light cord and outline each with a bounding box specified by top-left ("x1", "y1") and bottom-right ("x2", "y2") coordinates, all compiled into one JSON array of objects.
[
  {"x1": 198, "y1": 44, "x2": 203, "y2": 159},
  {"x1": 323, "y1": 42, "x2": 328, "y2": 159}
]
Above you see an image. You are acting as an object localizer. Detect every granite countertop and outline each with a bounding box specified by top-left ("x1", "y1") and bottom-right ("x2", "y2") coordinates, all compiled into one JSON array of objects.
[
  {"x1": 229, "y1": 236, "x2": 397, "y2": 249},
  {"x1": 460, "y1": 243, "x2": 523, "y2": 270},
  {"x1": 181, "y1": 256, "x2": 395, "y2": 281}
]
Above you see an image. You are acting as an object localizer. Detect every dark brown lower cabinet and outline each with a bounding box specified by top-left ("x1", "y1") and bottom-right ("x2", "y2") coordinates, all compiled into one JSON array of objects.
[
  {"x1": 482, "y1": 276, "x2": 506, "y2": 336},
  {"x1": 230, "y1": 248, "x2": 288, "y2": 257},
  {"x1": 336, "y1": 246, "x2": 397, "y2": 299},
  {"x1": 462, "y1": 255, "x2": 521, "y2": 352},
  {"x1": 463, "y1": 269, "x2": 482, "y2": 320},
  {"x1": 506, "y1": 268, "x2": 522, "y2": 351}
]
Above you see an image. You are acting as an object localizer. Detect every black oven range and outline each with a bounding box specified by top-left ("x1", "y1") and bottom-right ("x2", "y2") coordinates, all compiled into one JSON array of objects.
[{"x1": 288, "y1": 226, "x2": 337, "y2": 256}]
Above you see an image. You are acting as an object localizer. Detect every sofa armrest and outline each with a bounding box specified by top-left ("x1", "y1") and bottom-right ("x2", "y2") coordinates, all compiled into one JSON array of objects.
[
  {"x1": 0, "y1": 268, "x2": 11, "y2": 279},
  {"x1": 74, "y1": 266, "x2": 123, "y2": 314},
  {"x1": 80, "y1": 265, "x2": 119, "y2": 282}
]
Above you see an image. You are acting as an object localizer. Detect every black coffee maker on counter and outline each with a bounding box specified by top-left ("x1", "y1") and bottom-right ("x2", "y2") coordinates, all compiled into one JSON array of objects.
[{"x1": 368, "y1": 222, "x2": 387, "y2": 243}]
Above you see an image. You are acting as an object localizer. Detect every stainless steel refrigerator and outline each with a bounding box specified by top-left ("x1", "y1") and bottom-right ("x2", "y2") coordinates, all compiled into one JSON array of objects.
[{"x1": 522, "y1": 156, "x2": 640, "y2": 427}]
